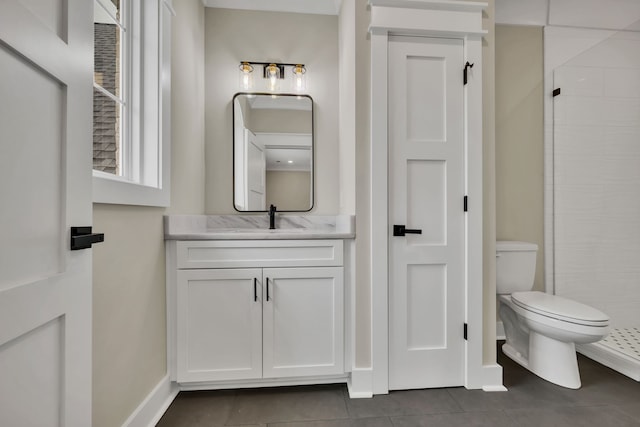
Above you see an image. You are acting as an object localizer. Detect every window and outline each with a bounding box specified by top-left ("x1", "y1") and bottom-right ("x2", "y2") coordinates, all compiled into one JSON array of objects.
[{"x1": 92, "y1": 0, "x2": 173, "y2": 206}]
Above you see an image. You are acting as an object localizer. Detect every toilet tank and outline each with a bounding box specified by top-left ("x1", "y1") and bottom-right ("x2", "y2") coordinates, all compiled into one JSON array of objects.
[{"x1": 496, "y1": 241, "x2": 538, "y2": 294}]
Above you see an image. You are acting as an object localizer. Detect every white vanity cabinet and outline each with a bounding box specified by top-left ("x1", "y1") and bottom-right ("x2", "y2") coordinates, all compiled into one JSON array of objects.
[{"x1": 168, "y1": 239, "x2": 345, "y2": 386}]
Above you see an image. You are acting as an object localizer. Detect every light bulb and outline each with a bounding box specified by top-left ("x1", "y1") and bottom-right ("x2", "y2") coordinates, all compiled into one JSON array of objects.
[
  {"x1": 238, "y1": 62, "x2": 253, "y2": 90},
  {"x1": 266, "y1": 64, "x2": 280, "y2": 92},
  {"x1": 291, "y1": 64, "x2": 306, "y2": 93}
]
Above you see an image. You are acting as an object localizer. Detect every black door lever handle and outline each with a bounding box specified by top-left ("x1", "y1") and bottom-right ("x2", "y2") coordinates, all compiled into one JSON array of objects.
[
  {"x1": 70, "y1": 226, "x2": 105, "y2": 250},
  {"x1": 393, "y1": 225, "x2": 422, "y2": 236}
]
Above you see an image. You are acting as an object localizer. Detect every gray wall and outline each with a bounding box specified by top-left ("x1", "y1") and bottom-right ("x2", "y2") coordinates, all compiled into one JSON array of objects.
[
  {"x1": 91, "y1": 1, "x2": 206, "y2": 426},
  {"x1": 248, "y1": 108, "x2": 312, "y2": 134},
  {"x1": 204, "y1": 9, "x2": 339, "y2": 214},
  {"x1": 266, "y1": 171, "x2": 312, "y2": 210},
  {"x1": 495, "y1": 25, "x2": 544, "y2": 292},
  {"x1": 480, "y1": 0, "x2": 498, "y2": 364}
]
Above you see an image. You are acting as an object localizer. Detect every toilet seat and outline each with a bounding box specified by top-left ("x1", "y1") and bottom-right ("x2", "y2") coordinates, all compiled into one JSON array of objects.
[{"x1": 511, "y1": 291, "x2": 609, "y2": 327}]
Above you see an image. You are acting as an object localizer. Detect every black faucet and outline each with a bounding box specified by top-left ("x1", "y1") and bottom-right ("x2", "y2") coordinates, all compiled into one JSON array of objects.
[{"x1": 269, "y1": 204, "x2": 277, "y2": 229}]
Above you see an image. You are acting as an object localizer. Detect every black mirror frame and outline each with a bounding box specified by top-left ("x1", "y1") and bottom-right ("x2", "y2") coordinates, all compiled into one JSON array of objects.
[{"x1": 232, "y1": 92, "x2": 315, "y2": 213}]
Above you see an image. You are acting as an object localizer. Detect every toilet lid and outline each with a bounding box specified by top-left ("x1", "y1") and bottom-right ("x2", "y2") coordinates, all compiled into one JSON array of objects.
[{"x1": 511, "y1": 291, "x2": 609, "y2": 326}]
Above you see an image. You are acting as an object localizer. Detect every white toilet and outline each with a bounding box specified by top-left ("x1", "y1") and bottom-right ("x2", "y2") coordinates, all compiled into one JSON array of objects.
[{"x1": 497, "y1": 241, "x2": 609, "y2": 389}]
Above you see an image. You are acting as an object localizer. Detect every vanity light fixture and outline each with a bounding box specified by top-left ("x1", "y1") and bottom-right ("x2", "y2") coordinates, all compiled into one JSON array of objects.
[{"x1": 238, "y1": 61, "x2": 307, "y2": 93}]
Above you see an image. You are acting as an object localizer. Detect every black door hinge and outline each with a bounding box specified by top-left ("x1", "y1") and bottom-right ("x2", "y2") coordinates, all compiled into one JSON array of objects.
[
  {"x1": 463, "y1": 62, "x2": 474, "y2": 85},
  {"x1": 464, "y1": 196, "x2": 468, "y2": 212},
  {"x1": 464, "y1": 323, "x2": 468, "y2": 340},
  {"x1": 553, "y1": 88, "x2": 561, "y2": 97}
]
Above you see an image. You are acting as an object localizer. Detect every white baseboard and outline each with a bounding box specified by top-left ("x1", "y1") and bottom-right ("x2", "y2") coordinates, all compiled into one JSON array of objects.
[
  {"x1": 577, "y1": 343, "x2": 640, "y2": 382},
  {"x1": 347, "y1": 368, "x2": 373, "y2": 398},
  {"x1": 481, "y1": 364, "x2": 506, "y2": 392},
  {"x1": 496, "y1": 321, "x2": 505, "y2": 340},
  {"x1": 483, "y1": 384, "x2": 508, "y2": 392},
  {"x1": 122, "y1": 374, "x2": 179, "y2": 427},
  {"x1": 179, "y1": 375, "x2": 347, "y2": 391}
]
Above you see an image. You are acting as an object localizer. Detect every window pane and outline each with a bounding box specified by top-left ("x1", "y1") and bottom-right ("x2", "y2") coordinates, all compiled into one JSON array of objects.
[
  {"x1": 93, "y1": 89, "x2": 121, "y2": 175},
  {"x1": 94, "y1": 20, "x2": 121, "y2": 99},
  {"x1": 93, "y1": 0, "x2": 123, "y2": 175}
]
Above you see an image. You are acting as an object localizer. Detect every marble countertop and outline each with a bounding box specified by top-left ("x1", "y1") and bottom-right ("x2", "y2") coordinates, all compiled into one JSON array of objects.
[{"x1": 164, "y1": 214, "x2": 356, "y2": 240}]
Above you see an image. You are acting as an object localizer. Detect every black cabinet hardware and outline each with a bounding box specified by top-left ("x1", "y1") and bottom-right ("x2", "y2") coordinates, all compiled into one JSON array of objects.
[
  {"x1": 266, "y1": 278, "x2": 270, "y2": 301},
  {"x1": 254, "y1": 278, "x2": 258, "y2": 302},
  {"x1": 70, "y1": 226, "x2": 104, "y2": 250},
  {"x1": 393, "y1": 225, "x2": 422, "y2": 237}
]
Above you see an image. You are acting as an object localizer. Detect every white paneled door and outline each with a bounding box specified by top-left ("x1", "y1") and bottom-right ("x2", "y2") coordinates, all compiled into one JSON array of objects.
[
  {"x1": 389, "y1": 36, "x2": 466, "y2": 389},
  {"x1": 0, "y1": 1, "x2": 93, "y2": 426},
  {"x1": 245, "y1": 129, "x2": 266, "y2": 210}
]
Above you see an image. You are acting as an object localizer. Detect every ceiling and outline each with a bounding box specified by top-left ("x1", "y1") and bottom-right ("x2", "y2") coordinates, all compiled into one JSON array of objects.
[
  {"x1": 204, "y1": 0, "x2": 640, "y2": 30},
  {"x1": 496, "y1": 0, "x2": 640, "y2": 31},
  {"x1": 202, "y1": 0, "x2": 343, "y2": 15}
]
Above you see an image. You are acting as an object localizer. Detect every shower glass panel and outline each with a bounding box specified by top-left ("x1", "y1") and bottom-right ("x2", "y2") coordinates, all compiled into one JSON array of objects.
[{"x1": 551, "y1": 28, "x2": 640, "y2": 381}]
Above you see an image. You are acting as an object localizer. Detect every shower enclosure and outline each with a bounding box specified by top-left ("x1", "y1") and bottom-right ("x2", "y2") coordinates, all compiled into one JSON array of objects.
[{"x1": 545, "y1": 26, "x2": 640, "y2": 381}]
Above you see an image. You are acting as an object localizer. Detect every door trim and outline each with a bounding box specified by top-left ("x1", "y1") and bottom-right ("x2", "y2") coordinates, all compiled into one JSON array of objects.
[{"x1": 368, "y1": 1, "x2": 488, "y2": 394}]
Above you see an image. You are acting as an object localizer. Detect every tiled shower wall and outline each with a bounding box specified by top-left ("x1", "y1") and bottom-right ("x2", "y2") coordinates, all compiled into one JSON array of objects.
[{"x1": 547, "y1": 29, "x2": 640, "y2": 328}]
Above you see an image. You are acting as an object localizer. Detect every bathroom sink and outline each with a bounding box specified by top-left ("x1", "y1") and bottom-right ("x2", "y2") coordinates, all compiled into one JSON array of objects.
[{"x1": 164, "y1": 215, "x2": 356, "y2": 240}]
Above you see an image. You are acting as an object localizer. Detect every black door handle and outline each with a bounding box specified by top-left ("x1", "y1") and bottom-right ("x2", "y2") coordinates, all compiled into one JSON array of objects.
[
  {"x1": 254, "y1": 278, "x2": 258, "y2": 302},
  {"x1": 266, "y1": 278, "x2": 270, "y2": 301},
  {"x1": 393, "y1": 225, "x2": 422, "y2": 237},
  {"x1": 70, "y1": 226, "x2": 105, "y2": 250}
]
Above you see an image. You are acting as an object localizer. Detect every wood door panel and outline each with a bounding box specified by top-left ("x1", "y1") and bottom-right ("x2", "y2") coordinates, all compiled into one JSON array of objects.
[
  {"x1": 0, "y1": 1, "x2": 93, "y2": 425},
  {"x1": 389, "y1": 36, "x2": 465, "y2": 390},
  {"x1": 0, "y1": 44, "x2": 64, "y2": 291}
]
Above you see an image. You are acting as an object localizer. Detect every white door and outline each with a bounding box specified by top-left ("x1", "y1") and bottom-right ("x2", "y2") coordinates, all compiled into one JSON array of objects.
[
  {"x1": 176, "y1": 269, "x2": 262, "y2": 383},
  {"x1": 262, "y1": 267, "x2": 344, "y2": 378},
  {"x1": 245, "y1": 129, "x2": 266, "y2": 210},
  {"x1": 0, "y1": 1, "x2": 93, "y2": 426},
  {"x1": 388, "y1": 36, "x2": 466, "y2": 389}
]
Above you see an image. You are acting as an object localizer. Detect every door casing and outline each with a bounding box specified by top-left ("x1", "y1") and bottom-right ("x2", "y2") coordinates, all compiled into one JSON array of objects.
[{"x1": 367, "y1": 0, "x2": 491, "y2": 394}]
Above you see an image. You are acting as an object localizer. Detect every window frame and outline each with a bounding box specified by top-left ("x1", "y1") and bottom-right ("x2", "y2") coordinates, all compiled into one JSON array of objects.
[{"x1": 92, "y1": 0, "x2": 173, "y2": 207}]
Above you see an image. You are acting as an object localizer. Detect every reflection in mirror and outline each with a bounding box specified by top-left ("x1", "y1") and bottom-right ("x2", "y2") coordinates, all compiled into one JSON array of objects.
[{"x1": 233, "y1": 93, "x2": 313, "y2": 212}]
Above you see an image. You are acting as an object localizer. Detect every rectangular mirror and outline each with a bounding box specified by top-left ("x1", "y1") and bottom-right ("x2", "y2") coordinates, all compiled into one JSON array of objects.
[{"x1": 233, "y1": 93, "x2": 314, "y2": 212}]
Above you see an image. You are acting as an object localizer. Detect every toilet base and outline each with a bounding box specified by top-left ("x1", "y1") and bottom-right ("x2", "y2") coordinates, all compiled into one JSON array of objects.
[
  {"x1": 502, "y1": 332, "x2": 581, "y2": 389},
  {"x1": 529, "y1": 331, "x2": 581, "y2": 389}
]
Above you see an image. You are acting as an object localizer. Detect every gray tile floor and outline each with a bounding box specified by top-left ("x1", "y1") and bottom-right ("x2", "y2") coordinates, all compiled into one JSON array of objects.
[{"x1": 157, "y1": 345, "x2": 640, "y2": 426}]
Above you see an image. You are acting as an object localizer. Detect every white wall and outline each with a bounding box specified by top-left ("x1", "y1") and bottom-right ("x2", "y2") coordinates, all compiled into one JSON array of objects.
[
  {"x1": 204, "y1": 9, "x2": 339, "y2": 214},
  {"x1": 339, "y1": 0, "x2": 356, "y2": 215}
]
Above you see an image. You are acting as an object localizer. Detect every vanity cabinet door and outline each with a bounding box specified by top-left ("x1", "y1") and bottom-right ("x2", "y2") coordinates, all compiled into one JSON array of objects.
[
  {"x1": 262, "y1": 267, "x2": 344, "y2": 378},
  {"x1": 176, "y1": 269, "x2": 262, "y2": 383}
]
